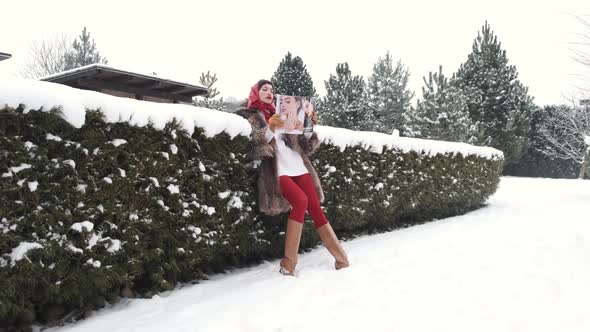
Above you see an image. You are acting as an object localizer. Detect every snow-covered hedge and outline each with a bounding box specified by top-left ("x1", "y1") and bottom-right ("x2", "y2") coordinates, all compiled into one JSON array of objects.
[{"x1": 0, "y1": 79, "x2": 503, "y2": 328}]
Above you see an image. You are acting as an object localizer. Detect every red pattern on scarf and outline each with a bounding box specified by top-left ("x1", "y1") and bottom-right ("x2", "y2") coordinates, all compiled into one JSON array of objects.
[{"x1": 247, "y1": 83, "x2": 276, "y2": 123}]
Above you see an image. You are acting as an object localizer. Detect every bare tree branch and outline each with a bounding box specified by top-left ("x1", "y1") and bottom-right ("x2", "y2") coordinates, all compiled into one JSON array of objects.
[
  {"x1": 537, "y1": 102, "x2": 590, "y2": 178},
  {"x1": 20, "y1": 35, "x2": 72, "y2": 79},
  {"x1": 573, "y1": 16, "x2": 590, "y2": 95}
]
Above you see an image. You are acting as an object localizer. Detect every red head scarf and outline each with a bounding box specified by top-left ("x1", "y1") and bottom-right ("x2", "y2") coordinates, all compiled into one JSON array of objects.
[{"x1": 247, "y1": 83, "x2": 276, "y2": 123}]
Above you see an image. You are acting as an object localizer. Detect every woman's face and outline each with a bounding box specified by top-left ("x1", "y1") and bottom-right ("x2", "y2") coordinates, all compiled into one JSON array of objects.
[
  {"x1": 259, "y1": 84, "x2": 274, "y2": 104},
  {"x1": 280, "y1": 96, "x2": 301, "y2": 114}
]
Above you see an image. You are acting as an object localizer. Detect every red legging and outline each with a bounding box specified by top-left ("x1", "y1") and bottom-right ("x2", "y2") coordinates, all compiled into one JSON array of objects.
[{"x1": 279, "y1": 173, "x2": 329, "y2": 229}]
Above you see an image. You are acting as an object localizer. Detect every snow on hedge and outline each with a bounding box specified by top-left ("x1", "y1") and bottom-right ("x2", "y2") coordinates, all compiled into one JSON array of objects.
[
  {"x1": 70, "y1": 221, "x2": 94, "y2": 233},
  {"x1": 0, "y1": 77, "x2": 250, "y2": 138},
  {"x1": 317, "y1": 126, "x2": 503, "y2": 159},
  {"x1": 0, "y1": 78, "x2": 503, "y2": 159},
  {"x1": 6, "y1": 242, "x2": 43, "y2": 262}
]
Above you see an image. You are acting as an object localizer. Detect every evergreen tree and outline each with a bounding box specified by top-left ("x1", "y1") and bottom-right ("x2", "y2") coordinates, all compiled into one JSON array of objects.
[
  {"x1": 452, "y1": 21, "x2": 534, "y2": 166},
  {"x1": 64, "y1": 27, "x2": 108, "y2": 69},
  {"x1": 404, "y1": 66, "x2": 477, "y2": 142},
  {"x1": 271, "y1": 52, "x2": 316, "y2": 96},
  {"x1": 534, "y1": 104, "x2": 590, "y2": 178},
  {"x1": 505, "y1": 105, "x2": 581, "y2": 178},
  {"x1": 193, "y1": 71, "x2": 225, "y2": 111},
  {"x1": 367, "y1": 52, "x2": 414, "y2": 134},
  {"x1": 320, "y1": 63, "x2": 373, "y2": 131}
]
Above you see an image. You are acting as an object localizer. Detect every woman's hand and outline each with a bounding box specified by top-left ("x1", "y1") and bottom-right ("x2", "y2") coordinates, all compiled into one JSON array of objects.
[
  {"x1": 304, "y1": 100, "x2": 315, "y2": 117},
  {"x1": 295, "y1": 121, "x2": 304, "y2": 131},
  {"x1": 268, "y1": 114, "x2": 284, "y2": 132},
  {"x1": 311, "y1": 111, "x2": 318, "y2": 125}
]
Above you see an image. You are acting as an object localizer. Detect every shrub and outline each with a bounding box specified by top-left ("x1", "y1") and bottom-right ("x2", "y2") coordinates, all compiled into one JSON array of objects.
[{"x1": 0, "y1": 106, "x2": 502, "y2": 328}]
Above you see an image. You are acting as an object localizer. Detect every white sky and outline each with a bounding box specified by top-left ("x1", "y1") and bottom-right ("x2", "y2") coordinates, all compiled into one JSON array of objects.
[{"x1": 1, "y1": 0, "x2": 590, "y2": 106}]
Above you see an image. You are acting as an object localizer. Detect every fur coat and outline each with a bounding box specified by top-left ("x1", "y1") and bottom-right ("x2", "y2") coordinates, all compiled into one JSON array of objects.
[{"x1": 235, "y1": 107, "x2": 324, "y2": 216}]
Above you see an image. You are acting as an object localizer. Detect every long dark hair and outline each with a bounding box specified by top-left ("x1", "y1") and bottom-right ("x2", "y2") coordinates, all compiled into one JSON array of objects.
[{"x1": 257, "y1": 79, "x2": 274, "y2": 91}]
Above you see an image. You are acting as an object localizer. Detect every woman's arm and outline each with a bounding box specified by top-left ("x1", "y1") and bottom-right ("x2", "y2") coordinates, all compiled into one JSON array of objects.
[
  {"x1": 250, "y1": 119, "x2": 275, "y2": 160},
  {"x1": 298, "y1": 131, "x2": 320, "y2": 156},
  {"x1": 236, "y1": 109, "x2": 276, "y2": 160}
]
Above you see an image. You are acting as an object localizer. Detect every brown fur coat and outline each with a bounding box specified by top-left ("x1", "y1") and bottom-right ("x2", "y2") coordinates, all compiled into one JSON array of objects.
[{"x1": 235, "y1": 107, "x2": 324, "y2": 216}]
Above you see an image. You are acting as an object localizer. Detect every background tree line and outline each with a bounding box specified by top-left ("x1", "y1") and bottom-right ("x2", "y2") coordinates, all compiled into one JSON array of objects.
[{"x1": 22, "y1": 21, "x2": 590, "y2": 179}]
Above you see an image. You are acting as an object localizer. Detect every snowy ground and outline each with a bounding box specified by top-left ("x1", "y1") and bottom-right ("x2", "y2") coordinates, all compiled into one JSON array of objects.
[{"x1": 49, "y1": 177, "x2": 590, "y2": 332}]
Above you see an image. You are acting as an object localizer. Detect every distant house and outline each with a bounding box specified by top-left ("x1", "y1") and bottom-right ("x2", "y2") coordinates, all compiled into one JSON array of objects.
[
  {"x1": 0, "y1": 52, "x2": 12, "y2": 61},
  {"x1": 41, "y1": 64, "x2": 208, "y2": 104}
]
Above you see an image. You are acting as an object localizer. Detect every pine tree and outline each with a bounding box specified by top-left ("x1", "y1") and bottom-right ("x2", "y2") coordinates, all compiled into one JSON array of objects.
[
  {"x1": 535, "y1": 104, "x2": 590, "y2": 178},
  {"x1": 507, "y1": 104, "x2": 580, "y2": 178},
  {"x1": 452, "y1": 21, "x2": 534, "y2": 166},
  {"x1": 193, "y1": 71, "x2": 225, "y2": 111},
  {"x1": 404, "y1": 66, "x2": 477, "y2": 142},
  {"x1": 64, "y1": 27, "x2": 108, "y2": 69},
  {"x1": 271, "y1": 52, "x2": 316, "y2": 96},
  {"x1": 319, "y1": 63, "x2": 373, "y2": 131},
  {"x1": 367, "y1": 52, "x2": 414, "y2": 134}
]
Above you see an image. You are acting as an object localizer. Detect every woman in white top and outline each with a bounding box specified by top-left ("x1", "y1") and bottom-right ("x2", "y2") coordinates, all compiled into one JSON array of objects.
[{"x1": 236, "y1": 80, "x2": 349, "y2": 276}]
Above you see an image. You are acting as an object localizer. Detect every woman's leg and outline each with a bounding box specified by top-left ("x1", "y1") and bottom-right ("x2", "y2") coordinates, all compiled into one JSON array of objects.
[
  {"x1": 278, "y1": 176, "x2": 306, "y2": 275},
  {"x1": 292, "y1": 174, "x2": 349, "y2": 270},
  {"x1": 316, "y1": 223, "x2": 350, "y2": 270},
  {"x1": 291, "y1": 173, "x2": 328, "y2": 229},
  {"x1": 279, "y1": 176, "x2": 307, "y2": 224}
]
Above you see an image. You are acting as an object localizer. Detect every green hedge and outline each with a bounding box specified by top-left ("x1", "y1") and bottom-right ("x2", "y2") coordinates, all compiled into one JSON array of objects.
[{"x1": 0, "y1": 106, "x2": 503, "y2": 328}]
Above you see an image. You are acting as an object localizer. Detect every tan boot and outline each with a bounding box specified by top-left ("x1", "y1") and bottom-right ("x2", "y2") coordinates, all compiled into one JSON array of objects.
[
  {"x1": 316, "y1": 223, "x2": 349, "y2": 270},
  {"x1": 279, "y1": 219, "x2": 303, "y2": 276}
]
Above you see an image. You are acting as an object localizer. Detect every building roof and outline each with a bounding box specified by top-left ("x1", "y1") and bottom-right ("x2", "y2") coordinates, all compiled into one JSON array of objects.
[
  {"x1": 0, "y1": 52, "x2": 12, "y2": 61},
  {"x1": 41, "y1": 64, "x2": 208, "y2": 103}
]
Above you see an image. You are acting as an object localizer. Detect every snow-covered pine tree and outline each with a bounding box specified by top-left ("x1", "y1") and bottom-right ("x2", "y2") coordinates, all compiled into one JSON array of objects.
[
  {"x1": 404, "y1": 66, "x2": 475, "y2": 142},
  {"x1": 271, "y1": 52, "x2": 316, "y2": 96},
  {"x1": 64, "y1": 27, "x2": 108, "y2": 69},
  {"x1": 452, "y1": 21, "x2": 534, "y2": 166},
  {"x1": 193, "y1": 71, "x2": 225, "y2": 112},
  {"x1": 367, "y1": 52, "x2": 414, "y2": 134},
  {"x1": 319, "y1": 63, "x2": 373, "y2": 131},
  {"x1": 510, "y1": 104, "x2": 581, "y2": 178},
  {"x1": 535, "y1": 104, "x2": 590, "y2": 178}
]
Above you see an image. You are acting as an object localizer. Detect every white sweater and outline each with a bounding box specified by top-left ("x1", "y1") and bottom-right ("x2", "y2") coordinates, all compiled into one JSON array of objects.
[{"x1": 265, "y1": 127, "x2": 308, "y2": 177}]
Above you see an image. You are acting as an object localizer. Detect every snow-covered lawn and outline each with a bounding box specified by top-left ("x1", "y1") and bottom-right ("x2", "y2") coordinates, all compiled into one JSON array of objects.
[{"x1": 50, "y1": 177, "x2": 590, "y2": 332}]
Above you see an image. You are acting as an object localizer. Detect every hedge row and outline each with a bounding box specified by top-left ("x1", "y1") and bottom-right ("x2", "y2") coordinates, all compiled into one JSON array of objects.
[{"x1": 0, "y1": 106, "x2": 503, "y2": 329}]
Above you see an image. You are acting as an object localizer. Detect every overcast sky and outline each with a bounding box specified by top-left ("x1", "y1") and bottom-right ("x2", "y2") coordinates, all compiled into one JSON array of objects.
[{"x1": 1, "y1": 0, "x2": 590, "y2": 106}]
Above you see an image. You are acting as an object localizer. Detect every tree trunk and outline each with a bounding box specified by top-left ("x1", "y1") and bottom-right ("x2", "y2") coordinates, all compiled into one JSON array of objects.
[{"x1": 579, "y1": 155, "x2": 587, "y2": 179}]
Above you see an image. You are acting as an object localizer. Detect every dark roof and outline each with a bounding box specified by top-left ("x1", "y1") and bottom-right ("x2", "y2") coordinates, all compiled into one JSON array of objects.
[
  {"x1": 41, "y1": 64, "x2": 208, "y2": 103},
  {"x1": 0, "y1": 52, "x2": 12, "y2": 61}
]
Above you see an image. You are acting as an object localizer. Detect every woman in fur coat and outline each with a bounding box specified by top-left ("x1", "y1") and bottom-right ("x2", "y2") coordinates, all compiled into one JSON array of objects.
[{"x1": 236, "y1": 79, "x2": 349, "y2": 276}]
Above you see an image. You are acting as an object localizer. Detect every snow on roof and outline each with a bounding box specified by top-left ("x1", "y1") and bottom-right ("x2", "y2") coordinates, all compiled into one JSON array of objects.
[
  {"x1": 0, "y1": 52, "x2": 12, "y2": 61},
  {"x1": 40, "y1": 63, "x2": 207, "y2": 91},
  {"x1": 0, "y1": 78, "x2": 503, "y2": 159}
]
